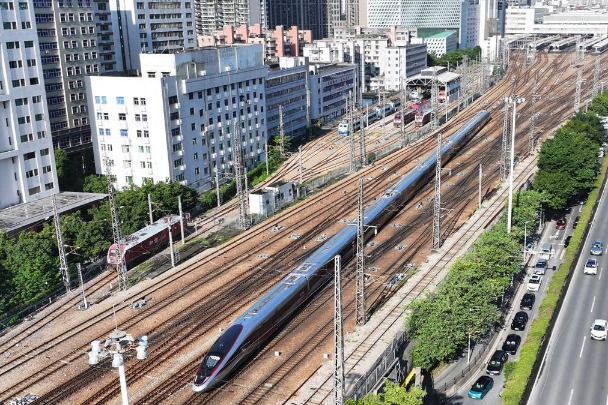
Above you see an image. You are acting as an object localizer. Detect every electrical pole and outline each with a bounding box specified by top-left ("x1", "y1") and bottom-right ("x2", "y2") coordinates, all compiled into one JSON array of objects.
[
  {"x1": 52, "y1": 194, "x2": 71, "y2": 292},
  {"x1": 461, "y1": 55, "x2": 469, "y2": 109},
  {"x1": 278, "y1": 104, "x2": 285, "y2": 158},
  {"x1": 147, "y1": 193, "x2": 153, "y2": 225},
  {"x1": 168, "y1": 218, "x2": 175, "y2": 268},
  {"x1": 592, "y1": 56, "x2": 601, "y2": 97},
  {"x1": 400, "y1": 76, "x2": 407, "y2": 147},
  {"x1": 264, "y1": 138, "x2": 269, "y2": 176},
  {"x1": 433, "y1": 133, "x2": 442, "y2": 249},
  {"x1": 500, "y1": 101, "x2": 510, "y2": 182},
  {"x1": 359, "y1": 113, "x2": 366, "y2": 167},
  {"x1": 356, "y1": 178, "x2": 366, "y2": 326},
  {"x1": 105, "y1": 157, "x2": 127, "y2": 291},
  {"x1": 77, "y1": 263, "x2": 88, "y2": 309},
  {"x1": 507, "y1": 96, "x2": 524, "y2": 233},
  {"x1": 478, "y1": 164, "x2": 482, "y2": 209},
  {"x1": 430, "y1": 68, "x2": 439, "y2": 131},
  {"x1": 574, "y1": 70, "x2": 583, "y2": 113},
  {"x1": 334, "y1": 255, "x2": 344, "y2": 405},
  {"x1": 178, "y1": 195, "x2": 185, "y2": 245},
  {"x1": 215, "y1": 169, "x2": 221, "y2": 208},
  {"x1": 232, "y1": 120, "x2": 250, "y2": 230},
  {"x1": 530, "y1": 79, "x2": 540, "y2": 155},
  {"x1": 298, "y1": 145, "x2": 303, "y2": 185},
  {"x1": 349, "y1": 92, "x2": 356, "y2": 172}
]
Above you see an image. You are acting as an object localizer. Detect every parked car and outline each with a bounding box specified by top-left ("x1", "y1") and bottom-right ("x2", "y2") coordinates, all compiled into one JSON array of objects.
[
  {"x1": 468, "y1": 376, "x2": 494, "y2": 399},
  {"x1": 502, "y1": 334, "x2": 522, "y2": 355},
  {"x1": 520, "y1": 292, "x2": 536, "y2": 310},
  {"x1": 511, "y1": 311, "x2": 529, "y2": 331},
  {"x1": 527, "y1": 274, "x2": 542, "y2": 292},
  {"x1": 590, "y1": 319, "x2": 608, "y2": 340},
  {"x1": 486, "y1": 350, "x2": 508, "y2": 375},
  {"x1": 584, "y1": 258, "x2": 598, "y2": 275},
  {"x1": 573, "y1": 216, "x2": 580, "y2": 228},
  {"x1": 564, "y1": 235, "x2": 572, "y2": 248},
  {"x1": 556, "y1": 218, "x2": 567, "y2": 230},
  {"x1": 590, "y1": 240, "x2": 604, "y2": 256},
  {"x1": 534, "y1": 259, "x2": 548, "y2": 275}
]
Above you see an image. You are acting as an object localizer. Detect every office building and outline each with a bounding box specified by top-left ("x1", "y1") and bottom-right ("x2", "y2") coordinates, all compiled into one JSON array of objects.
[
  {"x1": 0, "y1": 0, "x2": 59, "y2": 208},
  {"x1": 86, "y1": 45, "x2": 268, "y2": 192}
]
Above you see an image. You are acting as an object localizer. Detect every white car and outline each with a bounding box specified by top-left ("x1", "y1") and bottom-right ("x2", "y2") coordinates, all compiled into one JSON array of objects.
[
  {"x1": 590, "y1": 319, "x2": 608, "y2": 340},
  {"x1": 584, "y1": 258, "x2": 599, "y2": 275},
  {"x1": 527, "y1": 275, "x2": 542, "y2": 292}
]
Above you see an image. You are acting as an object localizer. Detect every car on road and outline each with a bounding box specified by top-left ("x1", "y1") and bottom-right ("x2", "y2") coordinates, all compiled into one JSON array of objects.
[
  {"x1": 511, "y1": 311, "x2": 529, "y2": 331},
  {"x1": 534, "y1": 259, "x2": 548, "y2": 275},
  {"x1": 486, "y1": 350, "x2": 508, "y2": 375},
  {"x1": 520, "y1": 292, "x2": 536, "y2": 310},
  {"x1": 502, "y1": 334, "x2": 522, "y2": 355},
  {"x1": 573, "y1": 216, "x2": 580, "y2": 228},
  {"x1": 584, "y1": 258, "x2": 598, "y2": 275},
  {"x1": 564, "y1": 235, "x2": 572, "y2": 248},
  {"x1": 590, "y1": 240, "x2": 604, "y2": 256},
  {"x1": 556, "y1": 218, "x2": 567, "y2": 230},
  {"x1": 527, "y1": 274, "x2": 542, "y2": 292},
  {"x1": 590, "y1": 319, "x2": 608, "y2": 340},
  {"x1": 468, "y1": 375, "x2": 494, "y2": 399}
]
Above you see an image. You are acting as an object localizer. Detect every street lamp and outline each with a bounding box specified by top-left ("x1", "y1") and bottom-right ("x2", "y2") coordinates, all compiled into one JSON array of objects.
[
  {"x1": 87, "y1": 330, "x2": 148, "y2": 405},
  {"x1": 506, "y1": 96, "x2": 525, "y2": 233}
]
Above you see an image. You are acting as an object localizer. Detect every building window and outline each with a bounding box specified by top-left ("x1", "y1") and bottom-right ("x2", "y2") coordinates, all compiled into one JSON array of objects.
[
  {"x1": 120, "y1": 129, "x2": 128, "y2": 137},
  {"x1": 40, "y1": 148, "x2": 49, "y2": 156},
  {"x1": 28, "y1": 186, "x2": 41, "y2": 195},
  {"x1": 117, "y1": 96, "x2": 125, "y2": 105},
  {"x1": 45, "y1": 182, "x2": 54, "y2": 190},
  {"x1": 24, "y1": 151, "x2": 35, "y2": 160},
  {"x1": 118, "y1": 113, "x2": 126, "y2": 120}
]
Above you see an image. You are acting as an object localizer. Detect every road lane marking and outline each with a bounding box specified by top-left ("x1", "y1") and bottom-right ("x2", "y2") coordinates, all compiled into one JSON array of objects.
[
  {"x1": 568, "y1": 388, "x2": 574, "y2": 405},
  {"x1": 600, "y1": 267, "x2": 603, "y2": 280},
  {"x1": 592, "y1": 296, "x2": 596, "y2": 312},
  {"x1": 560, "y1": 250, "x2": 565, "y2": 260},
  {"x1": 580, "y1": 336, "x2": 586, "y2": 358}
]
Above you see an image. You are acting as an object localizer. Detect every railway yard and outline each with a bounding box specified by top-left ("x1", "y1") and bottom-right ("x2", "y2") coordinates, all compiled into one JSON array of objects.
[{"x1": 1, "y1": 50, "x2": 607, "y2": 404}]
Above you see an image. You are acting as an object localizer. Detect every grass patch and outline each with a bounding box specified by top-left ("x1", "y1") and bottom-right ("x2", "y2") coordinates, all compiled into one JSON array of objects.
[{"x1": 501, "y1": 160, "x2": 608, "y2": 404}]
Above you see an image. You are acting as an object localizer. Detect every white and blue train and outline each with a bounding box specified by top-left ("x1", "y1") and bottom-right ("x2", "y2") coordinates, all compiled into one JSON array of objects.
[{"x1": 192, "y1": 110, "x2": 491, "y2": 392}]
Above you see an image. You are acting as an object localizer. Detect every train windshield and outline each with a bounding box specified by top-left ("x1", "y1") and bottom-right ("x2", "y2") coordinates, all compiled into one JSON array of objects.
[{"x1": 195, "y1": 324, "x2": 243, "y2": 380}]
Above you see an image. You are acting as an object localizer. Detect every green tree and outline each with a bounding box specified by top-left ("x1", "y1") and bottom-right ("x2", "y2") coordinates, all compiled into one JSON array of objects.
[
  {"x1": 588, "y1": 90, "x2": 608, "y2": 116},
  {"x1": 83, "y1": 174, "x2": 109, "y2": 193},
  {"x1": 346, "y1": 382, "x2": 426, "y2": 405},
  {"x1": 534, "y1": 130, "x2": 598, "y2": 209}
]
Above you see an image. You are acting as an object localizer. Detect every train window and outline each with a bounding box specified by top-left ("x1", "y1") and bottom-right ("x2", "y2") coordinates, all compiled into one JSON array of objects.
[{"x1": 205, "y1": 354, "x2": 221, "y2": 368}]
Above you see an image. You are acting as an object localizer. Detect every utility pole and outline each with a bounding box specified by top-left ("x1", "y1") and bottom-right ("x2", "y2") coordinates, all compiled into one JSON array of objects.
[
  {"x1": 77, "y1": 263, "x2": 88, "y2": 309},
  {"x1": 400, "y1": 77, "x2": 406, "y2": 147},
  {"x1": 264, "y1": 138, "x2": 269, "y2": 176},
  {"x1": 529, "y1": 79, "x2": 541, "y2": 155},
  {"x1": 278, "y1": 104, "x2": 285, "y2": 158},
  {"x1": 52, "y1": 194, "x2": 71, "y2": 292},
  {"x1": 430, "y1": 68, "x2": 439, "y2": 131},
  {"x1": 105, "y1": 157, "x2": 127, "y2": 291},
  {"x1": 333, "y1": 255, "x2": 344, "y2": 405},
  {"x1": 215, "y1": 169, "x2": 221, "y2": 208},
  {"x1": 178, "y1": 195, "x2": 185, "y2": 245},
  {"x1": 592, "y1": 56, "x2": 601, "y2": 97},
  {"x1": 298, "y1": 145, "x2": 303, "y2": 185},
  {"x1": 232, "y1": 119, "x2": 250, "y2": 230},
  {"x1": 478, "y1": 164, "x2": 482, "y2": 209},
  {"x1": 433, "y1": 133, "x2": 442, "y2": 249},
  {"x1": 359, "y1": 113, "x2": 366, "y2": 167},
  {"x1": 461, "y1": 55, "x2": 469, "y2": 109},
  {"x1": 348, "y1": 92, "x2": 356, "y2": 172},
  {"x1": 507, "y1": 96, "x2": 525, "y2": 234},
  {"x1": 574, "y1": 70, "x2": 584, "y2": 114},
  {"x1": 147, "y1": 194, "x2": 153, "y2": 225},
  {"x1": 356, "y1": 178, "x2": 366, "y2": 326},
  {"x1": 500, "y1": 102, "x2": 510, "y2": 182},
  {"x1": 168, "y1": 218, "x2": 175, "y2": 268}
]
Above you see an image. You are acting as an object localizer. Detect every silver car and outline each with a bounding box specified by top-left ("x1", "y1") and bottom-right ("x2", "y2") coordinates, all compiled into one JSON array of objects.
[{"x1": 590, "y1": 241, "x2": 604, "y2": 256}]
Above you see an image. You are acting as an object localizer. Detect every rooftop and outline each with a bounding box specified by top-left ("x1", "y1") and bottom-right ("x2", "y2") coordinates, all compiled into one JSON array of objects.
[{"x1": 0, "y1": 192, "x2": 107, "y2": 236}]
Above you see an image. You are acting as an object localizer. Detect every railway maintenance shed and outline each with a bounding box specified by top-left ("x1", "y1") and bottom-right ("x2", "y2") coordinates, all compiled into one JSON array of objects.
[{"x1": 405, "y1": 66, "x2": 461, "y2": 103}]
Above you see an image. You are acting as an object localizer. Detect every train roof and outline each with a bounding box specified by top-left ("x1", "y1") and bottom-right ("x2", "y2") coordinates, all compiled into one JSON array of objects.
[{"x1": 113, "y1": 214, "x2": 181, "y2": 249}]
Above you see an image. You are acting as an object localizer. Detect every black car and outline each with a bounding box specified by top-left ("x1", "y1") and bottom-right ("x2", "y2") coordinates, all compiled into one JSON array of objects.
[
  {"x1": 502, "y1": 334, "x2": 522, "y2": 355},
  {"x1": 573, "y1": 216, "x2": 580, "y2": 228},
  {"x1": 564, "y1": 235, "x2": 572, "y2": 248},
  {"x1": 511, "y1": 311, "x2": 529, "y2": 331},
  {"x1": 520, "y1": 292, "x2": 536, "y2": 310},
  {"x1": 486, "y1": 349, "x2": 508, "y2": 375}
]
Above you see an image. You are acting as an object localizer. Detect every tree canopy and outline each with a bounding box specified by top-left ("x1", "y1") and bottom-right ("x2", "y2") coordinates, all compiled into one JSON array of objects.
[
  {"x1": 428, "y1": 46, "x2": 482, "y2": 69},
  {"x1": 346, "y1": 382, "x2": 425, "y2": 405}
]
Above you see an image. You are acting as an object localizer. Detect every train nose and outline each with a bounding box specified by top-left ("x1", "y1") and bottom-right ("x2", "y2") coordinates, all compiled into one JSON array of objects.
[{"x1": 192, "y1": 376, "x2": 210, "y2": 392}]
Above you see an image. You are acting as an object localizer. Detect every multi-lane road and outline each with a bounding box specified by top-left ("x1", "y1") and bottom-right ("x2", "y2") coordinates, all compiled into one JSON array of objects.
[{"x1": 528, "y1": 190, "x2": 608, "y2": 405}]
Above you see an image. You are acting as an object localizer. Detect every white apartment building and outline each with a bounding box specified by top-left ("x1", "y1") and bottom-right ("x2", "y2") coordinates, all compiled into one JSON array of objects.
[
  {"x1": 109, "y1": 0, "x2": 197, "y2": 73},
  {"x1": 380, "y1": 43, "x2": 427, "y2": 91},
  {"x1": 86, "y1": 45, "x2": 268, "y2": 192},
  {"x1": 308, "y1": 63, "x2": 357, "y2": 124},
  {"x1": 0, "y1": 0, "x2": 59, "y2": 209}
]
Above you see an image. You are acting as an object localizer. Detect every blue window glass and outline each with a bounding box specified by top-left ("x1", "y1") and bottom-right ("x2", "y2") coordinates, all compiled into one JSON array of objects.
[
  {"x1": 120, "y1": 129, "x2": 128, "y2": 137},
  {"x1": 101, "y1": 96, "x2": 107, "y2": 104},
  {"x1": 98, "y1": 128, "x2": 104, "y2": 135},
  {"x1": 96, "y1": 112, "x2": 102, "y2": 120},
  {"x1": 117, "y1": 96, "x2": 125, "y2": 105},
  {"x1": 95, "y1": 96, "x2": 100, "y2": 104},
  {"x1": 105, "y1": 128, "x2": 111, "y2": 136}
]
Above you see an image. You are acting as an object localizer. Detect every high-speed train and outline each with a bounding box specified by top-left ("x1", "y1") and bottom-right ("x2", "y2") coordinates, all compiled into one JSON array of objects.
[{"x1": 192, "y1": 110, "x2": 491, "y2": 392}]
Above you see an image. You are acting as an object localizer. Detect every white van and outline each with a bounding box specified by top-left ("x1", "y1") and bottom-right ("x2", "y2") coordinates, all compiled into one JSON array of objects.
[{"x1": 541, "y1": 243, "x2": 553, "y2": 258}]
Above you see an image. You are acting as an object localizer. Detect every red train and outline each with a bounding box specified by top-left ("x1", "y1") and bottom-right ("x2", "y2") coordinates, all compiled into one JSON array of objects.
[
  {"x1": 414, "y1": 101, "x2": 432, "y2": 127},
  {"x1": 107, "y1": 214, "x2": 181, "y2": 267},
  {"x1": 393, "y1": 108, "x2": 416, "y2": 127}
]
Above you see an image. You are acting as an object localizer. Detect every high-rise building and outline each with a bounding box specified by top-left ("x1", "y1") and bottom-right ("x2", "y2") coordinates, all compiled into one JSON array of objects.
[
  {"x1": 266, "y1": 0, "x2": 328, "y2": 39},
  {"x1": 367, "y1": 0, "x2": 481, "y2": 48},
  {"x1": 0, "y1": 0, "x2": 59, "y2": 208},
  {"x1": 195, "y1": 0, "x2": 264, "y2": 36},
  {"x1": 33, "y1": 0, "x2": 98, "y2": 152},
  {"x1": 86, "y1": 45, "x2": 268, "y2": 192}
]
